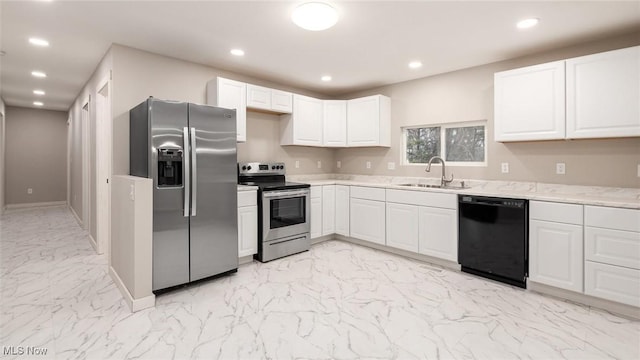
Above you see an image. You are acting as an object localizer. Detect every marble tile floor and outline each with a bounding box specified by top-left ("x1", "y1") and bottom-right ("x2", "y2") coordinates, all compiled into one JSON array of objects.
[{"x1": 1, "y1": 205, "x2": 639, "y2": 360}]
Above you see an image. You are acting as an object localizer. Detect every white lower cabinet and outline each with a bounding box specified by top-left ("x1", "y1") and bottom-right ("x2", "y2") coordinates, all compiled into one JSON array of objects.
[
  {"x1": 310, "y1": 186, "x2": 322, "y2": 239},
  {"x1": 350, "y1": 197, "x2": 385, "y2": 245},
  {"x1": 529, "y1": 219, "x2": 584, "y2": 292},
  {"x1": 418, "y1": 206, "x2": 457, "y2": 262},
  {"x1": 386, "y1": 203, "x2": 419, "y2": 252},
  {"x1": 585, "y1": 261, "x2": 640, "y2": 307},
  {"x1": 335, "y1": 185, "x2": 350, "y2": 236},
  {"x1": 237, "y1": 190, "x2": 258, "y2": 257},
  {"x1": 322, "y1": 185, "x2": 336, "y2": 236}
]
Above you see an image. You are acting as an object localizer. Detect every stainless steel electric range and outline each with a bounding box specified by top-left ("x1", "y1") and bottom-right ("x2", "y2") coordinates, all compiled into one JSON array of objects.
[{"x1": 238, "y1": 162, "x2": 311, "y2": 262}]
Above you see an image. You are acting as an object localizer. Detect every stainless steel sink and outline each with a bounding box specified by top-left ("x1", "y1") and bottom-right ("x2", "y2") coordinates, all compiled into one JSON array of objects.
[{"x1": 398, "y1": 183, "x2": 469, "y2": 190}]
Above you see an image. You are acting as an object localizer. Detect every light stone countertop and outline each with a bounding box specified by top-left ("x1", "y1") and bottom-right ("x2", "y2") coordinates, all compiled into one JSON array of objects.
[
  {"x1": 289, "y1": 174, "x2": 640, "y2": 210},
  {"x1": 237, "y1": 184, "x2": 258, "y2": 192}
]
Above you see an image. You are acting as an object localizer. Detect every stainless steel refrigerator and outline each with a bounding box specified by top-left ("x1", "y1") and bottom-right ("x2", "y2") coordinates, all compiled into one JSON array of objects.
[{"x1": 129, "y1": 98, "x2": 238, "y2": 292}]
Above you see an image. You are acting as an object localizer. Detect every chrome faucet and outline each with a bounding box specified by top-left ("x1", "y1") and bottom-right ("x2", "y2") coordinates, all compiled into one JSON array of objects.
[{"x1": 425, "y1": 156, "x2": 454, "y2": 187}]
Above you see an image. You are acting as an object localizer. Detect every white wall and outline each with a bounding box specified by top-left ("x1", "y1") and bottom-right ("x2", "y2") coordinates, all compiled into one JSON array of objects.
[
  {"x1": 335, "y1": 31, "x2": 640, "y2": 188},
  {"x1": 0, "y1": 97, "x2": 5, "y2": 213}
]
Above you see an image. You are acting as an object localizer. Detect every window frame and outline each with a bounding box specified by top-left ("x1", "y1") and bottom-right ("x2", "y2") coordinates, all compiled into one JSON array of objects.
[{"x1": 401, "y1": 120, "x2": 488, "y2": 167}]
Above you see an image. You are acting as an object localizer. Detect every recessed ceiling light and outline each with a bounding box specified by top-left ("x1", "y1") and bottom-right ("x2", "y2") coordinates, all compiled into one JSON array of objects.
[
  {"x1": 292, "y1": 2, "x2": 338, "y2": 31},
  {"x1": 33, "y1": 90, "x2": 45, "y2": 95},
  {"x1": 31, "y1": 70, "x2": 47, "y2": 78},
  {"x1": 230, "y1": 49, "x2": 245, "y2": 56},
  {"x1": 33, "y1": 101, "x2": 44, "y2": 106},
  {"x1": 408, "y1": 61, "x2": 423, "y2": 69},
  {"x1": 517, "y1": 18, "x2": 539, "y2": 29},
  {"x1": 29, "y1": 37, "x2": 49, "y2": 47},
  {"x1": 321, "y1": 75, "x2": 332, "y2": 82}
]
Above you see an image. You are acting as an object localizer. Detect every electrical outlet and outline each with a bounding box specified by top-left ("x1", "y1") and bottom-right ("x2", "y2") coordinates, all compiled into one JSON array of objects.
[
  {"x1": 556, "y1": 162, "x2": 566, "y2": 175},
  {"x1": 501, "y1": 163, "x2": 509, "y2": 174},
  {"x1": 366, "y1": 161, "x2": 371, "y2": 169},
  {"x1": 337, "y1": 161, "x2": 341, "y2": 169},
  {"x1": 295, "y1": 160, "x2": 300, "y2": 169},
  {"x1": 387, "y1": 162, "x2": 395, "y2": 170},
  {"x1": 27, "y1": 188, "x2": 33, "y2": 195},
  {"x1": 317, "y1": 161, "x2": 321, "y2": 169}
]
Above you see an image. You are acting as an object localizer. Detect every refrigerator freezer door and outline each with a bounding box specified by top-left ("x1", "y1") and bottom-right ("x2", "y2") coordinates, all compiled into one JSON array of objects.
[
  {"x1": 149, "y1": 99, "x2": 191, "y2": 291},
  {"x1": 188, "y1": 103, "x2": 239, "y2": 281}
]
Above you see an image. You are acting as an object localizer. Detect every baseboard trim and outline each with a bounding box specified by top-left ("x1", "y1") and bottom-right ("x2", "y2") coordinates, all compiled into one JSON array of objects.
[
  {"x1": 109, "y1": 266, "x2": 155, "y2": 313},
  {"x1": 239, "y1": 255, "x2": 254, "y2": 265},
  {"x1": 69, "y1": 205, "x2": 83, "y2": 227},
  {"x1": 528, "y1": 281, "x2": 640, "y2": 320},
  {"x1": 5, "y1": 201, "x2": 67, "y2": 210},
  {"x1": 88, "y1": 233, "x2": 98, "y2": 252}
]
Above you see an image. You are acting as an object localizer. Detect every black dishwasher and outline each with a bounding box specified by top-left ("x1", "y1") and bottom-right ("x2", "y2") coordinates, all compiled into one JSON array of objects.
[{"x1": 458, "y1": 195, "x2": 528, "y2": 288}]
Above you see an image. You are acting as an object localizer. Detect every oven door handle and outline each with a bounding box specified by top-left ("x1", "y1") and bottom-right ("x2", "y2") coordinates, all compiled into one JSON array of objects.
[{"x1": 263, "y1": 190, "x2": 309, "y2": 199}]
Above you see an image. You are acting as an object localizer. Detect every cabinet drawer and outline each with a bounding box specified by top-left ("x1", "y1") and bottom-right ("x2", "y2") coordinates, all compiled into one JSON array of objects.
[
  {"x1": 350, "y1": 186, "x2": 385, "y2": 201},
  {"x1": 310, "y1": 186, "x2": 322, "y2": 199},
  {"x1": 386, "y1": 189, "x2": 456, "y2": 209},
  {"x1": 530, "y1": 201, "x2": 583, "y2": 224},
  {"x1": 237, "y1": 191, "x2": 257, "y2": 207},
  {"x1": 585, "y1": 227, "x2": 640, "y2": 270},
  {"x1": 585, "y1": 206, "x2": 640, "y2": 232},
  {"x1": 585, "y1": 261, "x2": 640, "y2": 307}
]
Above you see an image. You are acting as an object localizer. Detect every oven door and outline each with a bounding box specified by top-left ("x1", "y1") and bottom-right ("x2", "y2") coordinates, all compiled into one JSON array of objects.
[{"x1": 262, "y1": 189, "x2": 310, "y2": 242}]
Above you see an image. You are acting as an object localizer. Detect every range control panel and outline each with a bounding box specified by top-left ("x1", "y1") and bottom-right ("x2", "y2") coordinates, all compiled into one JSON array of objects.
[{"x1": 238, "y1": 162, "x2": 286, "y2": 176}]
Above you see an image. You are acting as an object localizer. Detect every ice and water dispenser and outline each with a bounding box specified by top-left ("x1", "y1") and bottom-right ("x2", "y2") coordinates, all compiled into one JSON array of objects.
[{"x1": 157, "y1": 148, "x2": 183, "y2": 187}]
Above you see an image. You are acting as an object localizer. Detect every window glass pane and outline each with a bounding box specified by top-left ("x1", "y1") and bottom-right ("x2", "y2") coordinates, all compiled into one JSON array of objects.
[
  {"x1": 445, "y1": 126, "x2": 485, "y2": 162},
  {"x1": 406, "y1": 127, "x2": 440, "y2": 163}
]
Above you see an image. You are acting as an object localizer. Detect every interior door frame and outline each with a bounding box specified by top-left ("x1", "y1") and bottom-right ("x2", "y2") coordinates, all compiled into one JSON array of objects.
[
  {"x1": 81, "y1": 97, "x2": 92, "y2": 238},
  {"x1": 95, "y1": 74, "x2": 112, "y2": 255}
]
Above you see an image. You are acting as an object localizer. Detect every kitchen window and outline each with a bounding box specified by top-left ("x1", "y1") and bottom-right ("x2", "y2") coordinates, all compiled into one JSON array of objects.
[{"x1": 402, "y1": 121, "x2": 487, "y2": 166}]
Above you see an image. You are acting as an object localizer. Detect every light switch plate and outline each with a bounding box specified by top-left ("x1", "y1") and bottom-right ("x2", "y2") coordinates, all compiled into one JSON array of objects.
[
  {"x1": 295, "y1": 160, "x2": 300, "y2": 169},
  {"x1": 337, "y1": 161, "x2": 341, "y2": 169},
  {"x1": 501, "y1": 163, "x2": 509, "y2": 174},
  {"x1": 556, "y1": 163, "x2": 566, "y2": 175},
  {"x1": 27, "y1": 188, "x2": 33, "y2": 194},
  {"x1": 317, "y1": 161, "x2": 321, "y2": 169},
  {"x1": 366, "y1": 161, "x2": 372, "y2": 169},
  {"x1": 387, "y1": 162, "x2": 395, "y2": 170}
]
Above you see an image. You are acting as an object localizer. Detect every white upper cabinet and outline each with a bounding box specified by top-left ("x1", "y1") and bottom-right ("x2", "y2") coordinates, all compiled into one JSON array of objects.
[
  {"x1": 566, "y1": 46, "x2": 640, "y2": 139},
  {"x1": 280, "y1": 94, "x2": 323, "y2": 146},
  {"x1": 494, "y1": 61, "x2": 566, "y2": 141},
  {"x1": 209, "y1": 77, "x2": 247, "y2": 142},
  {"x1": 247, "y1": 84, "x2": 293, "y2": 114},
  {"x1": 495, "y1": 46, "x2": 640, "y2": 142},
  {"x1": 347, "y1": 95, "x2": 391, "y2": 147},
  {"x1": 323, "y1": 100, "x2": 347, "y2": 147}
]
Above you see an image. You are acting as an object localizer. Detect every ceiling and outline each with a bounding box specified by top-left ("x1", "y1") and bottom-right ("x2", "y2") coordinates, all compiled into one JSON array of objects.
[{"x1": 1, "y1": 1, "x2": 639, "y2": 112}]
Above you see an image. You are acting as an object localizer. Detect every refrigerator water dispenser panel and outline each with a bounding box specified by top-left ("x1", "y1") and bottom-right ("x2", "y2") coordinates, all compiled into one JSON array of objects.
[{"x1": 157, "y1": 148, "x2": 183, "y2": 187}]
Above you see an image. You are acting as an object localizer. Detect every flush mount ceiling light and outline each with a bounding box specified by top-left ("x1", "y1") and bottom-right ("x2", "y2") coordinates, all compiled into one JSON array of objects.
[
  {"x1": 33, "y1": 90, "x2": 45, "y2": 95},
  {"x1": 29, "y1": 37, "x2": 49, "y2": 47},
  {"x1": 31, "y1": 70, "x2": 47, "y2": 78},
  {"x1": 292, "y1": 2, "x2": 338, "y2": 31},
  {"x1": 321, "y1": 75, "x2": 332, "y2": 82},
  {"x1": 408, "y1": 61, "x2": 423, "y2": 69},
  {"x1": 33, "y1": 101, "x2": 44, "y2": 106},
  {"x1": 230, "y1": 49, "x2": 245, "y2": 56},
  {"x1": 517, "y1": 18, "x2": 539, "y2": 29}
]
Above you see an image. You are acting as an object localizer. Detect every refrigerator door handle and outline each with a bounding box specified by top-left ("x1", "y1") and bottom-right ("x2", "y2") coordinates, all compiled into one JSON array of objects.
[
  {"x1": 183, "y1": 127, "x2": 190, "y2": 217},
  {"x1": 190, "y1": 127, "x2": 197, "y2": 216}
]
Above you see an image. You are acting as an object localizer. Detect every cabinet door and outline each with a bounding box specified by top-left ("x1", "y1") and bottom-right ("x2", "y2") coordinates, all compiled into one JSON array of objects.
[
  {"x1": 323, "y1": 100, "x2": 347, "y2": 147},
  {"x1": 246, "y1": 84, "x2": 272, "y2": 110},
  {"x1": 386, "y1": 203, "x2": 419, "y2": 252},
  {"x1": 217, "y1": 78, "x2": 247, "y2": 142},
  {"x1": 335, "y1": 185, "x2": 350, "y2": 236},
  {"x1": 350, "y1": 198, "x2": 385, "y2": 245},
  {"x1": 310, "y1": 196, "x2": 322, "y2": 239},
  {"x1": 494, "y1": 61, "x2": 565, "y2": 141},
  {"x1": 322, "y1": 185, "x2": 336, "y2": 236},
  {"x1": 585, "y1": 261, "x2": 640, "y2": 307},
  {"x1": 529, "y1": 219, "x2": 584, "y2": 292},
  {"x1": 347, "y1": 96, "x2": 380, "y2": 146},
  {"x1": 293, "y1": 95, "x2": 323, "y2": 146},
  {"x1": 418, "y1": 206, "x2": 457, "y2": 261},
  {"x1": 566, "y1": 46, "x2": 640, "y2": 139},
  {"x1": 237, "y1": 205, "x2": 258, "y2": 257},
  {"x1": 271, "y1": 90, "x2": 293, "y2": 113}
]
